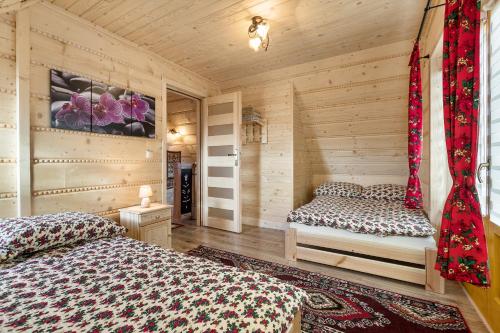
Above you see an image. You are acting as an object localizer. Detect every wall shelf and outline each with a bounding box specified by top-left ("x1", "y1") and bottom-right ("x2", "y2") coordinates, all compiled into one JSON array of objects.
[
  {"x1": 242, "y1": 119, "x2": 267, "y2": 144},
  {"x1": 242, "y1": 106, "x2": 267, "y2": 144}
]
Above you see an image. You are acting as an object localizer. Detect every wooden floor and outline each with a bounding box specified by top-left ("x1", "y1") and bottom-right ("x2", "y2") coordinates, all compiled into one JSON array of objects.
[{"x1": 172, "y1": 224, "x2": 489, "y2": 333}]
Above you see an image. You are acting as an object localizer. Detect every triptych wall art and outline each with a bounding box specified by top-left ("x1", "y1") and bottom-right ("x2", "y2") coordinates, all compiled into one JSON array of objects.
[{"x1": 50, "y1": 69, "x2": 156, "y2": 138}]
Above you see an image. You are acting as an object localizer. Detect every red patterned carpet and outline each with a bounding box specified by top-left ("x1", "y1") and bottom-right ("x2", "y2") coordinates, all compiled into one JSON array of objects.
[{"x1": 188, "y1": 246, "x2": 470, "y2": 333}]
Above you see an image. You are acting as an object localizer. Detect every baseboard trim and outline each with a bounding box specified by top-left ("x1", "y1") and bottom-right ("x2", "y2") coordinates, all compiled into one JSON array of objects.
[{"x1": 242, "y1": 218, "x2": 288, "y2": 230}]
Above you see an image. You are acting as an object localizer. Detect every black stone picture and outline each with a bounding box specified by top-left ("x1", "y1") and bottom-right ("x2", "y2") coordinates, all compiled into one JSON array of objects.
[
  {"x1": 50, "y1": 69, "x2": 155, "y2": 138},
  {"x1": 181, "y1": 167, "x2": 192, "y2": 214}
]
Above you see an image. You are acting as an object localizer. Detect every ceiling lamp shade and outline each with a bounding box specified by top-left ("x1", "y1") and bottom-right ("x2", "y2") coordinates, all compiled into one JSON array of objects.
[
  {"x1": 248, "y1": 37, "x2": 262, "y2": 52},
  {"x1": 248, "y1": 16, "x2": 269, "y2": 52}
]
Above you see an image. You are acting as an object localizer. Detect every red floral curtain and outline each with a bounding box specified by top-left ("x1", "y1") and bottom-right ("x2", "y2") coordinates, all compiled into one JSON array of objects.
[
  {"x1": 404, "y1": 41, "x2": 424, "y2": 209},
  {"x1": 435, "y1": 0, "x2": 490, "y2": 287}
]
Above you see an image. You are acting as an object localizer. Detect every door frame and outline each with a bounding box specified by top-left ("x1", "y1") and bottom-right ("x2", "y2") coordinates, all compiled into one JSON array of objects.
[
  {"x1": 163, "y1": 82, "x2": 207, "y2": 227},
  {"x1": 201, "y1": 91, "x2": 242, "y2": 233}
]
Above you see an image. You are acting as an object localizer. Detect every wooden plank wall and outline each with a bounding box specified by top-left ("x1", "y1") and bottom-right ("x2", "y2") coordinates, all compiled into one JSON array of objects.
[
  {"x1": 222, "y1": 40, "x2": 414, "y2": 228},
  {"x1": 1, "y1": 3, "x2": 218, "y2": 219},
  {"x1": 0, "y1": 13, "x2": 16, "y2": 217},
  {"x1": 167, "y1": 98, "x2": 197, "y2": 164},
  {"x1": 225, "y1": 81, "x2": 294, "y2": 230},
  {"x1": 294, "y1": 41, "x2": 411, "y2": 188},
  {"x1": 292, "y1": 85, "x2": 311, "y2": 209}
]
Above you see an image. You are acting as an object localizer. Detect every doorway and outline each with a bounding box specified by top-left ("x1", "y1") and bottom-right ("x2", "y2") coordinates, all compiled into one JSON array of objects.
[
  {"x1": 166, "y1": 89, "x2": 201, "y2": 227},
  {"x1": 165, "y1": 88, "x2": 243, "y2": 233}
]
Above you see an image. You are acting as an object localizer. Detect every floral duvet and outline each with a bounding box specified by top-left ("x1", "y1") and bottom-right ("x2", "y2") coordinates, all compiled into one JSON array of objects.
[
  {"x1": 0, "y1": 236, "x2": 306, "y2": 333},
  {"x1": 287, "y1": 195, "x2": 435, "y2": 237}
]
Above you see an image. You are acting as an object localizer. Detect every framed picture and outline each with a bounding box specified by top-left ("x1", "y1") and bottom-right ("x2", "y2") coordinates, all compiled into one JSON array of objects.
[{"x1": 50, "y1": 69, "x2": 155, "y2": 138}]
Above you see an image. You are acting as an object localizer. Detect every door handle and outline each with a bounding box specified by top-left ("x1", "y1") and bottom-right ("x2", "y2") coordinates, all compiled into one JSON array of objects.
[
  {"x1": 227, "y1": 149, "x2": 239, "y2": 166},
  {"x1": 477, "y1": 161, "x2": 490, "y2": 184}
]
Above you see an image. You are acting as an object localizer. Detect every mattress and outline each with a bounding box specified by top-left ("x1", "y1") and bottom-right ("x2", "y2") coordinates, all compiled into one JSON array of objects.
[
  {"x1": 287, "y1": 195, "x2": 435, "y2": 237},
  {"x1": 290, "y1": 222, "x2": 436, "y2": 251},
  {"x1": 0, "y1": 237, "x2": 306, "y2": 332}
]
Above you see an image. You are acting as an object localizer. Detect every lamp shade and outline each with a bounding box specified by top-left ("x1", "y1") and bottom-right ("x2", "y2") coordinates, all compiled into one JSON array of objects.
[{"x1": 139, "y1": 185, "x2": 153, "y2": 198}]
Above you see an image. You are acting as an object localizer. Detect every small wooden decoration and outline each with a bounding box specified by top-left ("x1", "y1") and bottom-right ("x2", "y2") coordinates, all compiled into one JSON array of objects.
[{"x1": 242, "y1": 106, "x2": 267, "y2": 144}]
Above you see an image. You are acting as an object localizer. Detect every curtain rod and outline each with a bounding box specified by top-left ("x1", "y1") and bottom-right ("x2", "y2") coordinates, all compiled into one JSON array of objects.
[{"x1": 416, "y1": 1, "x2": 446, "y2": 41}]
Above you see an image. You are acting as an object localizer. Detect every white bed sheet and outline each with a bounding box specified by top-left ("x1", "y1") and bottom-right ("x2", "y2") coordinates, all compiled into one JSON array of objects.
[{"x1": 289, "y1": 222, "x2": 436, "y2": 252}]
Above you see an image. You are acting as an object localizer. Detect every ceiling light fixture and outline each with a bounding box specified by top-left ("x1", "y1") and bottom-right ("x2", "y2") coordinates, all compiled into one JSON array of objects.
[{"x1": 248, "y1": 16, "x2": 269, "y2": 52}]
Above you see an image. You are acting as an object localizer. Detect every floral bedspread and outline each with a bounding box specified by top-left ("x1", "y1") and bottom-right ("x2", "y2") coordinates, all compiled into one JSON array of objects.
[
  {"x1": 287, "y1": 196, "x2": 435, "y2": 237},
  {"x1": 0, "y1": 237, "x2": 306, "y2": 333}
]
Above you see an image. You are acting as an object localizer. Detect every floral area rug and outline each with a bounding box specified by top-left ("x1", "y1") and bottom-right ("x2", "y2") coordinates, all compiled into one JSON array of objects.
[{"x1": 188, "y1": 246, "x2": 470, "y2": 333}]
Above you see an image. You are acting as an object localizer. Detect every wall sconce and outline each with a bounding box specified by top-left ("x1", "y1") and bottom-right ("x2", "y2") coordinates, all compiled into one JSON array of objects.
[
  {"x1": 248, "y1": 16, "x2": 269, "y2": 52},
  {"x1": 145, "y1": 149, "x2": 153, "y2": 159},
  {"x1": 169, "y1": 128, "x2": 182, "y2": 138}
]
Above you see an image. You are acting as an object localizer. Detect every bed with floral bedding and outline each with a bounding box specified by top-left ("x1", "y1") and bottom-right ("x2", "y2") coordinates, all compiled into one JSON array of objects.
[
  {"x1": 285, "y1": 183, "x2": 443, "y2": 290},
  {"x1": 287, "y1": 195, "x2": 435, "y2": 237},
  {"x1": 288, "y1": 182, "x2": 435, "y2": 237},
  {"x1": 0, "y1": 212, "x2": 306, "y2": 333}
]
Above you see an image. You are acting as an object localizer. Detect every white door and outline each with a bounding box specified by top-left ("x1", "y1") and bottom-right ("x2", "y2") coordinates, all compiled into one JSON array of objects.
[{"x1": 202, "y1": 92, "x2": 242, "y2": 233}]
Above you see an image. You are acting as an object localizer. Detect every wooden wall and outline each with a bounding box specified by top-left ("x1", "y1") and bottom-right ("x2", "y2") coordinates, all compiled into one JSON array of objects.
[
  {"x1": 0, "y1": 13, "x2": 16, "y2": 217},
  {"x1": 167, "y1": 96, "x2": 198, "y2": 164},
  {"x1": 223, "y1": 40, "x2": 412, "y2": 228},
  {"x1": 294, "y1": 40, "x2": 410, "y2": 188},
  {"x1": 292, "y1": 86, "x2": 311, "y2": 209},
  {"x1": 225, "y1": 81, "x2": 294, "y2": 230},
  {"x1": 1, "y1": 3, "x2": 218, "y2": 219}
]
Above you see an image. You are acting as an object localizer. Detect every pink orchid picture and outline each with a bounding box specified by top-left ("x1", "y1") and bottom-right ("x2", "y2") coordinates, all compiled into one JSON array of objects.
[
  {"x1": 55, "y1": 93, "x2": 91, "y2": 130},
  {"x1": 50, "y1": 69, "x2": 155, "y2": 138},
  {"x1": 119, "y1": 94, "x2": 150, "y2": 122},
  {"x1": 91, "y1": 93, "x2": 125, "y2": 127}
]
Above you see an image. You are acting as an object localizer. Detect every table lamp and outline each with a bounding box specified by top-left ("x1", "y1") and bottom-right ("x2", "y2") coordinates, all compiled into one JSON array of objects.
[{"x1": 139, "y1": 185, "x2": 153, "y2": 208}]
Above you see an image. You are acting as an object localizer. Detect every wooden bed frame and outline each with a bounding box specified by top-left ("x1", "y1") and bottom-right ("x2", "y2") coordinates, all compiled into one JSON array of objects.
[
  {"x1": 285, "y1": 226, "x2": 445, "y2": 293},
  {"x1": 286, "y1": 310, "x2": 301, "y2": 333}
]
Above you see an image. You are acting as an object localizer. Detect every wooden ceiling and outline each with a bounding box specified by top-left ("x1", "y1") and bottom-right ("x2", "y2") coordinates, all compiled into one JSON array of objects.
[{"x1": 49, "y1": 0, "x2": 426, "y2": 83}]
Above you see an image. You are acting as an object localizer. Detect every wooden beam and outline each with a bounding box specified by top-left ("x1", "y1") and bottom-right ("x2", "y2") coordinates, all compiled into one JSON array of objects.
[
  {"x1": 286, "y1": 310, "x2": 301, "y2": 333},
  {"x1": 16, "y1": 8, "x2": 31, "y2": 216},
  {"x1": 285, "y1": 227, "x2": 297, "y2": 261},
  {"x1": 425, "y1": 247, "x2": 445, "y2": 293},
  {"x1": 0, "y1": 0, "x2": 38, "y2": 14},
  {"x1": 161, "y1": 75, "x2": 167, "y2": 204}
]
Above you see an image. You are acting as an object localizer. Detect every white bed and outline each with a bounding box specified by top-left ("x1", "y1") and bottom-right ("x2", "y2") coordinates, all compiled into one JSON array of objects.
[{"x1": 285, "y1": 184, "x2": 445, "y2": 293}]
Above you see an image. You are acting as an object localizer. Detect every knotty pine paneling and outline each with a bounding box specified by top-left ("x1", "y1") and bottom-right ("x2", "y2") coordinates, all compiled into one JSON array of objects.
[
  {"x1": 32, "y1": 183, "x2": 162, "y2": 215},
  {"x1": 30, "y1": 3, "x2": 218, "y2": 97},
  {"x1": 0, "y1": 14, "x2": 16, "y2": 217},
  {"x1": 291, "y1": 41, "x2": 411, "y2": 189},
  {"x1": 49, "y1": 0, "x2": 426, "y2": 83},
  {"x1": 220, "y1": 40, "x2": 414, "y2": 229},
  {"x1": 293, "y1": 86, "x2": 311, "y2": 209},
  {"x1": 167, "y1": 96, "x2": 198, "y2": 164},
  {"x1": 20, "y1": 3, "x2": 219, "y2": 217}
]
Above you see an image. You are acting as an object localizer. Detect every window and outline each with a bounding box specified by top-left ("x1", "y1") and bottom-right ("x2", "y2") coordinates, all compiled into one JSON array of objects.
[
  {"x1": 490, "y1": 4, "x2": 500, "y2": 225},
  {"x1": 477, "y1": 10, "x2": 490, "y2": 216},
  {"x1": 429, "y1": 35, "x2": 453, "y2": 227},
  {"x1": 478, "y1": 3, "x2": 500, "y2": 225}
]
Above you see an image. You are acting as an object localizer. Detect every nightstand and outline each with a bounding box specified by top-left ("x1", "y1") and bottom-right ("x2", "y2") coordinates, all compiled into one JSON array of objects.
[{"x1": 119, "y1": 203, "x2": 172, "y2": 249}]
